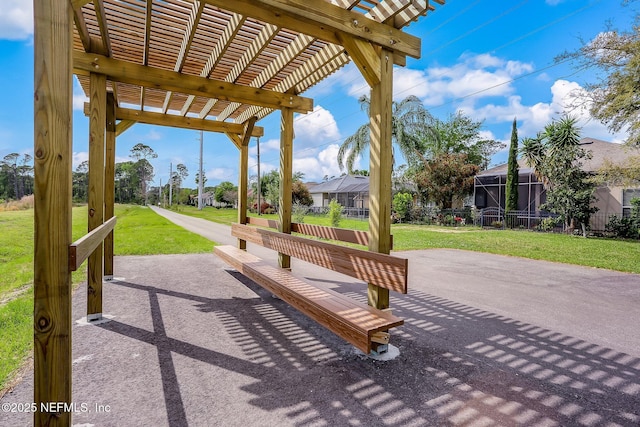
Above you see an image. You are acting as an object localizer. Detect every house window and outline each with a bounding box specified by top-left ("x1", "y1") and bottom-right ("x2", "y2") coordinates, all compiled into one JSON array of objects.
[{"x1": 622, "y1": 189, "x2": 640, "y2": 216}]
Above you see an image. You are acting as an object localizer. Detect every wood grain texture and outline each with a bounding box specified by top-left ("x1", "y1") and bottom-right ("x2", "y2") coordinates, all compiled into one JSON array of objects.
[
  {"x1": 73, "y1": 51, "x2": 314, "y2": 113},
  {"x1": 214, "y1": 245, "x2": 403, "y2": 353},
  {"x1": 248, "y1": 219, "x2": 394, "y2": 249},
  {"x1": 279, "y1": 108, "x2": 294, "y2": 269},
  {"x1": 111, "y1": 106, "x2": 264, "y2": 136},
  {"x1": 204, "y1": 0, "x2": 421, "y2": 58},
  {"x1": 231, "y1": 224, "x2": 408, "y2": 294},
  {"x1": 247, "y1": 216, "x2": 280, "y2": 229},
  {"x1": 367, "y1": 48, "x2": 394, "y2": 310},
  {"x1": 87, "y1": 72, "x2": 106, "y2": 317},
  {"x1": 33, "y1": 0, "x2": 73, "y2": 423},
  {"x1": 69, "y1": 217, "x2": 117, "y2": 272},
  {"x1": 104, "y1": 92, "x2": 116, "y2": 277}
]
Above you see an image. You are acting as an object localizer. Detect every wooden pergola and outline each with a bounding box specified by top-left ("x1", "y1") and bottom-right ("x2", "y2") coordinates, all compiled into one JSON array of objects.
[{"x1": 33, "y1": 0, "x2": 444, "y2": 424}]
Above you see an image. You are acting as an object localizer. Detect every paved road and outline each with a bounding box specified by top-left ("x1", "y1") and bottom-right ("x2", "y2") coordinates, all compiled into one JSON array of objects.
[{"x1": 152, "y1": 206, "x2": 640, "y2": 356}]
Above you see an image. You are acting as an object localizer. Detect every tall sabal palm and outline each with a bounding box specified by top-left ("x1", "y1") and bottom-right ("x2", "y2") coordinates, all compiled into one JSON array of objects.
[{"x1": 337, "y1": 95, "x2": 438, "y2": 173}]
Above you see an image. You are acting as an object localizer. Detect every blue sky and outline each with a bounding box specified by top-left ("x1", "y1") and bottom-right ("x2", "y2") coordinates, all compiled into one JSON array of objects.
[{"x1": 0, "y1": 0, "x2": 635, "y2": 188}]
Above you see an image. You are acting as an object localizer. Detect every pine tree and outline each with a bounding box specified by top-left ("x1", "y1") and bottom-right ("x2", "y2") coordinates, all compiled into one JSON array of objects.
[{"x1": 505, "y1": 118, "x2": 519, "y2": 217}]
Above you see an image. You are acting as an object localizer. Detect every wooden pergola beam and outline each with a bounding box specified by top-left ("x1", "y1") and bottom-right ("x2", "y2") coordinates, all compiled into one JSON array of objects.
[
  {"x1": 73, "y1": 51, "x2": 314, "y2": 113},
  {"x1": 204, "y1": 0, "x2": 421, "y2": 58},
  {"x1": 202, "y1": 22, "x2": 280, "y2": 120},
  {"x1": 84, "y1": 103, "x2": 265, "y2": 137},
  {"x1": 337, "y1": 33, "x2": 381, "y2": 87},
  {"x1": 215, "y1": 31, "x2": 312, "y2": 121},
  {"x1": 180, "y1": 13, "x2": 246, "y2": 116},
  {"x1": 115, "y1": 120, "x2": 136, "y2": 137}
]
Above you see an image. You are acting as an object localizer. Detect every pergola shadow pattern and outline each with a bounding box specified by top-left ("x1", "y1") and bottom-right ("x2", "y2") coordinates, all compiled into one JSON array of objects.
[{"x1": 5, "y1": 253, "x2": 639, "y2": 426}]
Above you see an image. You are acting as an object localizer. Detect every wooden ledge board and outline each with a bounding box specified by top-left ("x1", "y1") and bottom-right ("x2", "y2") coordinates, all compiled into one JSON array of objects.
[{"x1": 69, "y1": 217, "x2": 117, "y2": 271}]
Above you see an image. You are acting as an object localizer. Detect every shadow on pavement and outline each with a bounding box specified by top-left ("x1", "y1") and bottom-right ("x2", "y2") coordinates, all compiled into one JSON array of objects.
[{"x1": 95, "y1": 269, "x2": 640, "y2": 427}]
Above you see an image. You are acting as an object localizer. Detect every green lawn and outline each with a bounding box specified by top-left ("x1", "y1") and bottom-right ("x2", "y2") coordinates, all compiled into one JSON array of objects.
[
  {"x1": 0, "y1": 205, "x2": 212, "y2": 391},
  {"x1": 174, "y1": 205, "x2": 640, "y2": 274}
]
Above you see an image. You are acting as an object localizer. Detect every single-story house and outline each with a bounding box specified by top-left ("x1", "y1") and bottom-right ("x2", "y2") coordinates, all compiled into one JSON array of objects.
[
  {"x1": 307, "y1": 175, "x2": 370, "y2": 213},
  {"x1": 473, "y1": 137, "x2": 640, "y2": 228}
]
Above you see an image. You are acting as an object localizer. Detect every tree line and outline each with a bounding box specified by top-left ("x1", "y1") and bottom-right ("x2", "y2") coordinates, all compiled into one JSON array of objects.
[{"x1": 0, "y1": 153, "x2": 33, "y2": 201}]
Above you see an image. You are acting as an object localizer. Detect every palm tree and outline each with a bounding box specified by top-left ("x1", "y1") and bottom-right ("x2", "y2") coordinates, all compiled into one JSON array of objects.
[
  {"x1": 337, "y1": 95, "x2": 437, "y2": 173},
  {"x1": 520, "y1": 135, "x2": 546, "y2": 183}
]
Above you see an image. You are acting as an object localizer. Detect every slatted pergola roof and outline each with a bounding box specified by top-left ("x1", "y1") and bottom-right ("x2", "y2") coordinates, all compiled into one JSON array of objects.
[{"x1": 71, "y1": 0, "x2": 444, "y2": 133}]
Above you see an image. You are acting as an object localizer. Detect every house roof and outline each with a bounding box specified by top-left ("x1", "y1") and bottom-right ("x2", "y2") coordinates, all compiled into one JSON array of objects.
[
  {"x1": 309, "y1": 175, "x2": 369, "y2": 193},
  {"x1": 479, "y1": 137, "x2": 636, "y2": 176}
]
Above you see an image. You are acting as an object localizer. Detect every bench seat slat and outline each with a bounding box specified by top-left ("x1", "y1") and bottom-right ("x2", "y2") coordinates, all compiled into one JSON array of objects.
[{"x1": 214, "y1": 245, "x2": 403, "y2": 353}]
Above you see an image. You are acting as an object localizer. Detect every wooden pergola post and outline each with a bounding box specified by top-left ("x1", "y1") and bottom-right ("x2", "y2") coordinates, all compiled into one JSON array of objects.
[
  {"x1": 104, "y1": 91, "x2": 116, "y2": 279},
  {"x1": 87, "y1": 72, "x2": 107, "y2": 320},
  {"x1": 367, "y1": 48, "x2": 394, "y2": 311},
  {"x1": 33, "y1": 0, "x2": 73, "y2": 424},
  {"x1": 278, "y1": 107, "x2": 294, "y2": 270},
  {"x1": 229, "y1": 117, "x2": 257, "y2": 250},
  {"x1": 237, "y1": 140, "x2": 249, "y2": 249}
]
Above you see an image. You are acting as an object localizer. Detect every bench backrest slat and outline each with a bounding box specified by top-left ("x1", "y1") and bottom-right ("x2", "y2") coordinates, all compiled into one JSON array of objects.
[
  {"x1": 246, "y1": 217, "x2": 393, "y2": 249},
  {"x1": 231, "y1": 223, "x2": 407, "y2": 294}
]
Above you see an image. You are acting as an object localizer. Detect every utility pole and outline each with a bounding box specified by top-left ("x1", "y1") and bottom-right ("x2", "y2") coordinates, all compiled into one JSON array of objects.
[
  {"x1": 256, "y1": 136, "x2": 261, "y2": 215},
  {"x1": 169, "y1": 162, "x2": 173, "y2": 206},
  {"x1": 159, "y1": 178, "x2": 162, "y2": 206},
  {"x1": 198, "y1": 130, "x2": 204, "y2": 210}
]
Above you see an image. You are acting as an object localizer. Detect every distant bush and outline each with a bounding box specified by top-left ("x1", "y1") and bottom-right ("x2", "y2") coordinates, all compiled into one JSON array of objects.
[
  {"x1": 537, "y1": 217, "x2": 560, "y2": 232},
  {"x1": 605, "y1": 198, "x2": 639, "y2": 239},
  {"x1": 0, "y1": 195, "x2": 34, "y2": 212},
  {"x1": 292, "y1": 203, "x2": 308, "y2": 223},
  {"x1": 327, "y1": 199, "x2": 343, "y2": 228},
  {"x1": 392, "y1": 192, "x2": 413, "y2": 223}
]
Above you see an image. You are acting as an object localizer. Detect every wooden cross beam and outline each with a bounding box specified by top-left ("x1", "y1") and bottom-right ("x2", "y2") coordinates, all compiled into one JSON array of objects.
[{"x1": 74, "y1": 51, "x2": 314, "y2": 114}]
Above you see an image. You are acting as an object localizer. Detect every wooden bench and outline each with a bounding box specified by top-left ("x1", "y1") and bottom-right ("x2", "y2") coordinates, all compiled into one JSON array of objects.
[{"x1": 214, "y1": 223, "x2": 407, "y2": 354}]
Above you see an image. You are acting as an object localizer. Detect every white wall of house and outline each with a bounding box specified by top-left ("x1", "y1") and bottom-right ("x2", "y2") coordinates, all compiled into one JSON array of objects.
[{"x1": 311, "y1": 193, "x2": 325, "y2": 207}]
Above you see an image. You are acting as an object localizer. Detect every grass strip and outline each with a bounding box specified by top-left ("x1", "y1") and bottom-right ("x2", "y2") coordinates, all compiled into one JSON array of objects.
[
  {"x1": 0, "y1": 204, "x2": 213, "y2": 391},
  {"x1": 175, "y1": 206, "x2": 640, "y2": 274}
]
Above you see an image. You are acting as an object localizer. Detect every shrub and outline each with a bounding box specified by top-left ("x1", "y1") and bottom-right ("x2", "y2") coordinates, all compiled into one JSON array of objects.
[
  {"x1": 292, "y1": 202, "x2": 308, "y2": 223},
  {"x1": 327, "y1": 199, "x2": 343, "y2": 228},
  {"x1": 538, "y1": 217, "x2": 560, "y2": 232},
  {"x1": 491, "y1": 221, "x2": 503, "y2": 229},
  {"x1": 605, "y1": 198, "x2": 640, "y2": 239},
  {"x1": 392, "y1": 192, "x2": 413, "y2": 223}
]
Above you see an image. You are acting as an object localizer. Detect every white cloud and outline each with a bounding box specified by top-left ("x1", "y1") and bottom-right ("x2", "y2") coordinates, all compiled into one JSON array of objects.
[
  {"x1": 73, "y1": 81, "x2": 89, "y2": 111},
  {"x1": 249, "y1": 138, "x2": 279, "y2": 156},
  {"x1": 468, "y1": 79, "x2": 628, "y2": 142},
  {"x1": 293, "y1": 144, "x2": 359, "y2": 182},
  {"x1": 294, "y1": 105, "x2": 341, "y2": 150},
  {"x1": 393, "y1": 53, "x2": 534, "y2": 106},
  {"x1": 206, "y1": 167, "x2": 235, "y2": 181},
  {"x1": 0, "y1": 0, "x2": 32, "y2": 40},
  {"x1": 72, "y1": 152, "x2": 88, "y2": 169},
  {"x1": 144, "y1": 129, "x2": 163, "y2": 141}
]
